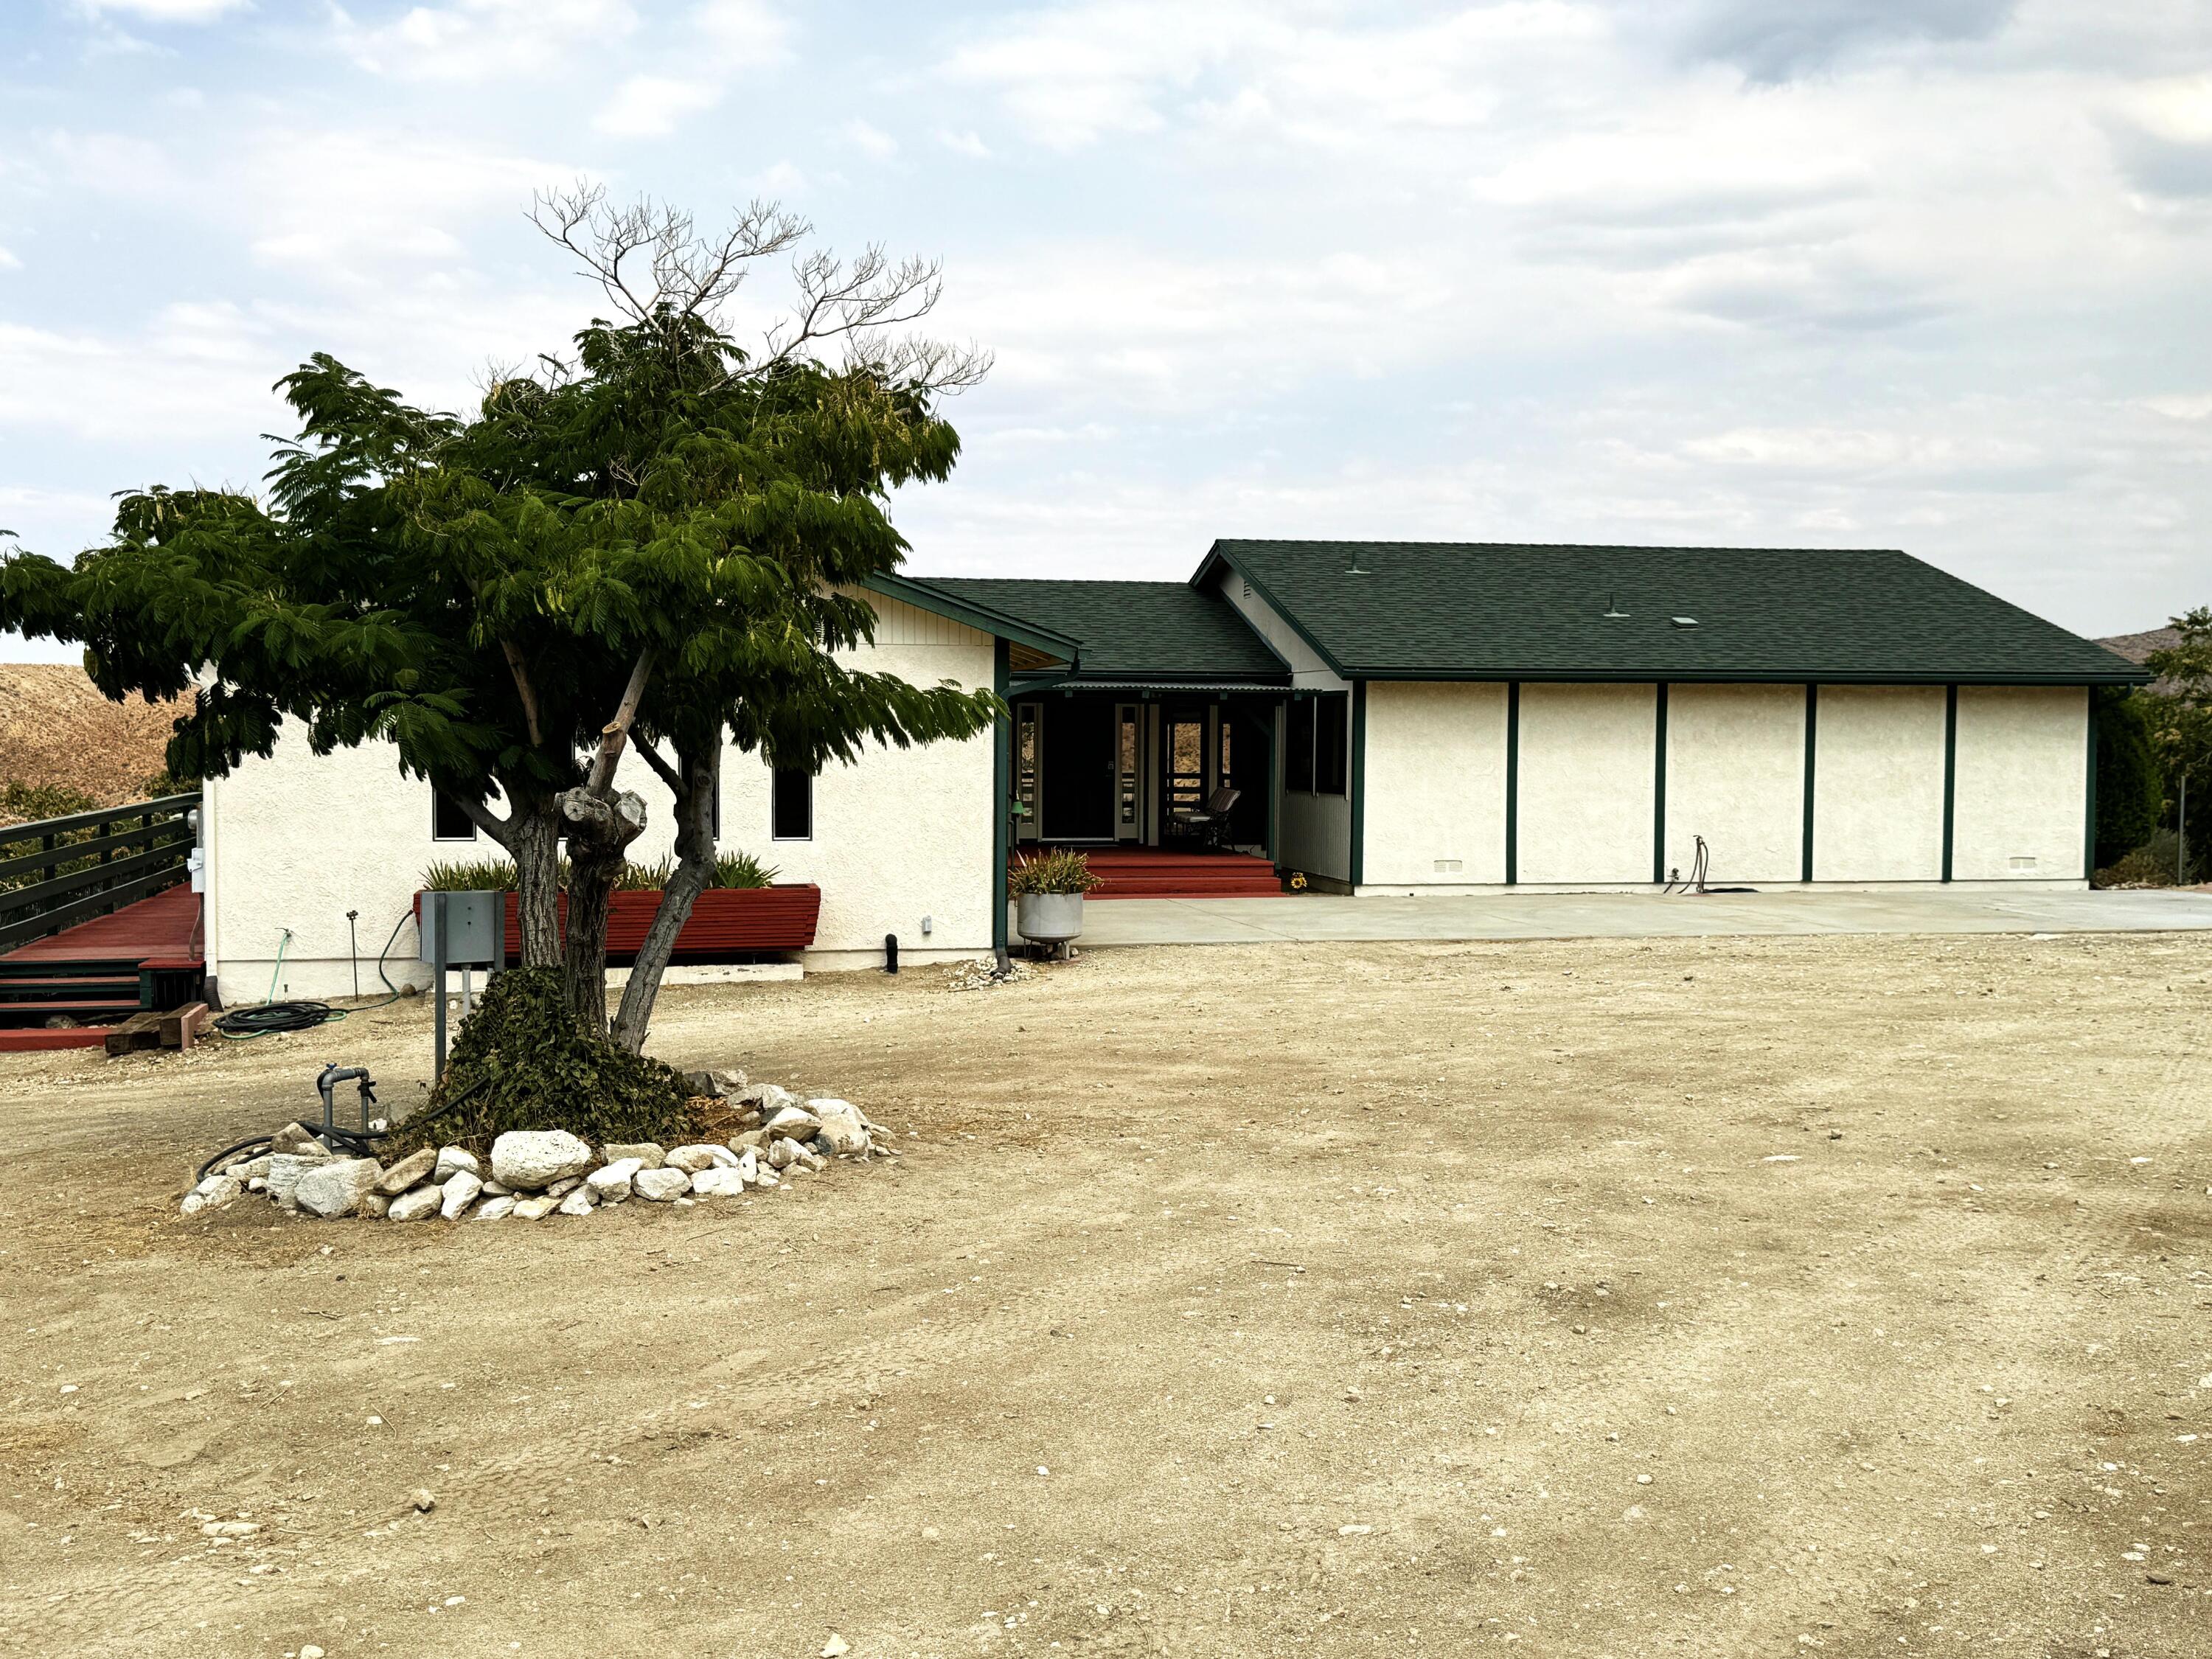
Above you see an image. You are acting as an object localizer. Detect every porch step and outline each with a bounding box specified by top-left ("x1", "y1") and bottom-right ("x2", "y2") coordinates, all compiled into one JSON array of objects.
[
  {"x1": 0, "y1": 1027, "x2": 114, "y2": 1052},
  {"x1": 1060, "y1": 848, "x2": 1285, "y2": 900},
  {"x1": 1088, "y1": 877, "x2": 1283, "y2": 900}
]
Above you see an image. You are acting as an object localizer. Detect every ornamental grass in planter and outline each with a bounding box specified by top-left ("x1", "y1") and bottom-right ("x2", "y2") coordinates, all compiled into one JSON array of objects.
[{"x1": 1007, "y1": 848, "x2": 1104, "y2": 946}]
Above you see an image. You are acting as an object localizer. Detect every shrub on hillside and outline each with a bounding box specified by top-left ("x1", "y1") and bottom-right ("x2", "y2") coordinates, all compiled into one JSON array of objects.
[
  {"x1": 386, "y1": 966, "x2": 697, "y2": 1158},
  {"x1": 0, "y1": 779, "x2": 98, "y2": 822}
]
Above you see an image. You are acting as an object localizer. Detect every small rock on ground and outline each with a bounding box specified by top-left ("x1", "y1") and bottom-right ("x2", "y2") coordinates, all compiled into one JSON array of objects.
[
  {"x1": 439, "y1": 1172, "x2": 483, "y2": 1221},
  {"x1": 633, "y1": 1167, "x2": 692, "y2": 1203},
  {"x1": 375, "y1": 1147, "x2": 438, "y2": 1196},
  {"x1": 296, "y1": 1158, "x2": 383, "y2": 1220},
  {"x1": 666, "y1": 1144, "x2": 738, "y2": 1173},
  {"x1": 387, "y1": 1186, "x2": 442, "y2": 1222}
]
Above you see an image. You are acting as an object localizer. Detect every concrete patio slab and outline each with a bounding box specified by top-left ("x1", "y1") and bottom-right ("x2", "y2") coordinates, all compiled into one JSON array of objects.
[{"x1": 1074, "y1": 886, "x2": 2212, "y2": 947}]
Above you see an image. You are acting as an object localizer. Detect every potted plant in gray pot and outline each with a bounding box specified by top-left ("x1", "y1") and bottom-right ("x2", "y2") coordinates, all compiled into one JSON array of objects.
[{"x1": 1008, "y1": 848, "x2": 1105, "y2": 954}]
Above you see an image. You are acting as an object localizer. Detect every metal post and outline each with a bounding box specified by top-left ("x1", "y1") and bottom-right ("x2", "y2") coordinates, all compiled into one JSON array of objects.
[
  {"x1": 431, "y1": 893, "x2": 449, "y2": 1082},
  {"x1": 346, "y1": 909, "x2": 360, "y2": 1000},
  {"x1": 2181, "y1": 771, "x2": 2191, "y2": 886}
]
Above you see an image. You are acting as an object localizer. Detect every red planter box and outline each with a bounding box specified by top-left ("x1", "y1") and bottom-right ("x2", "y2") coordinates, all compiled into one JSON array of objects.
[{"x1": 493, "y1": 885, "x2": 821, "y2": 963}]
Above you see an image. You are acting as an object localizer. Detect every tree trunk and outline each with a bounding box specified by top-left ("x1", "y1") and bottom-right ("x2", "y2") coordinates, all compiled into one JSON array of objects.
[
  {"x1": 611, "y1": 740, "x2": 719, "y2": 1054},
  {"x1": 556, "y1": 648, "x2": 658, "y2": 1035},
  {"x1": 507, "y1": 794, "x2": 562, "y2": 969},
  {"x1": 557, "y1": 786, "x2": 647, "y2": 1037}
]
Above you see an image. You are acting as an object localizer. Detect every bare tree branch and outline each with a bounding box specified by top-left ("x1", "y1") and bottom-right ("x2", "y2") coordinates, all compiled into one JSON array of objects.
[
  {"x1": 586, "y1": 648, "x2": 655, "y2": 794},
  {"x1": 500, "y1": 639, "x2": 545, "y2": 748},
  {"x1": 527, "y1": 184, "x2": 991, "y2": 397},
  {"x1": 633, "y1": 738, "x2": 682, "y2": 794},
  {"x1": 451, "y1": 793, "x2": 515, "y2": 849},
  {"x1": 528, "y1": 182, "x2": 809, "y2": 329}
]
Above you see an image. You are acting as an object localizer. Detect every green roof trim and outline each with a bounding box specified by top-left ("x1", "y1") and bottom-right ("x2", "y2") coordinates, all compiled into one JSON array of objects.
[
  {"x1": 861, "y1": 573, "x2": 1080, "y2": 664},
  {"x1": 1192, "y1": 540, "x2": 2148, "y2": 685},
  {"x1": 916, "y1": 577, "x2": 1291, "y2": 685}
]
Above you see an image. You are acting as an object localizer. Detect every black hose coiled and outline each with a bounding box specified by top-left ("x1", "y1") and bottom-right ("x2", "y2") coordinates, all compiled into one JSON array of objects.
[{"x1": 212, "y1": 1001, "x2": 338, "y2": 1037}]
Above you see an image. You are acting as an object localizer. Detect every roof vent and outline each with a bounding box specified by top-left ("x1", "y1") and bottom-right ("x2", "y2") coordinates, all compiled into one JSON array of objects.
[
  {"x1": 1345, "y1": 550, "x2": 1371, "y2": 577},
  {"x1": 1670, "y1": 615, "x2": 1700, "y2": 630},
  {"x1": 1602, "y1": 594, "x2": 1629, "y2": 619}
]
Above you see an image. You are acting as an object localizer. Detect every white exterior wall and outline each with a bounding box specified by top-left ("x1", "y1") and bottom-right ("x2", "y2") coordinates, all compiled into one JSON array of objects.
[
  {"x1": 1211, "y1": 570, "x2": 1350, "y2": 883},
  {"x1": 204, "y1": 594, "x2": 996, "y2": 1000},
  {"x1": 1663, "y1": 684, "x2": 1806, "y2": 886},
  {"x1": 1515, "y1": 683, "x2": 1658, "y2": 886},
  {"x1": 1358, "y1": 681, "x2": 1509, "y2": 887},
  {"x1": 1951, "y1": 685, "x2": 2087, "y2": 882},
  {"x1": 1810, "y1": 686, "x2": 1947, "y2": 881}
]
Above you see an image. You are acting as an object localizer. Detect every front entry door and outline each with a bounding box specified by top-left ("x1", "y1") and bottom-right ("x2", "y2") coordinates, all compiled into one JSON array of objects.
[
  {"x1": 1041, "y1": 700, "x2": 1117, "y2": 841},
  {"x1": 1161, "y1": 706, "x2": 1208, "y2": 831}
]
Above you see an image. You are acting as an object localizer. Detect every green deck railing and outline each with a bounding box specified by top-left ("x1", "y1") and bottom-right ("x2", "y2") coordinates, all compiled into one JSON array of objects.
[{"x1": 0, "y1": 793, "x2": 201, "y2": 954}]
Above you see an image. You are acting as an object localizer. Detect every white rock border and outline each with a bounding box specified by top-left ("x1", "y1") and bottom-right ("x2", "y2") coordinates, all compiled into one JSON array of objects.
[{"x1": 182, "y1": 1077, "x2": 897, "y2": 1223}]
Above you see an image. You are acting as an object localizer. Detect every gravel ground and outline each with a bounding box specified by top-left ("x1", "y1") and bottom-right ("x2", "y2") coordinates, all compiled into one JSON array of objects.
[{"x1": 1, "y1": 931, "x2": 2209, "y2": 1658}]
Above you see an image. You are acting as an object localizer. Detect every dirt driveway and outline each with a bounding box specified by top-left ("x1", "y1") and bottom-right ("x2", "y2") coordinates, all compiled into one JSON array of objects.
[{"x1": 3, "y1": 931, "x2": 2209, "y2": 1658}]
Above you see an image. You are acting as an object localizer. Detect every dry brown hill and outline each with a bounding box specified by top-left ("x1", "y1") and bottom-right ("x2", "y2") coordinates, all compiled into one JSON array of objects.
[
  {"x1": 2098, "y1": 626, "x2": 2184, "y2": 697},
  {"x1": 0, "y1": 664, "x2": 194, "y2": 822}
]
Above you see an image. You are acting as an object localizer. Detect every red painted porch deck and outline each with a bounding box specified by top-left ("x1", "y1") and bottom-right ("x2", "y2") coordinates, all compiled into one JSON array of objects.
[
  {"x1": 4, "y1": 884, "x2": 201, "y2": 964},
  {"x1": 1043, "y1": 846, "x2": 1283, "y2": 900},
  {"x1": 0, "y1": 885, "x2": 203, "y2": 1051}
]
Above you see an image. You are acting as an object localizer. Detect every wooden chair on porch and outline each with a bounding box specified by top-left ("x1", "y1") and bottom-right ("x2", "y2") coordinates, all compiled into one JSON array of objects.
[{"x1": 1169, "y1": 785, "x2": 1242, "y2": 849}]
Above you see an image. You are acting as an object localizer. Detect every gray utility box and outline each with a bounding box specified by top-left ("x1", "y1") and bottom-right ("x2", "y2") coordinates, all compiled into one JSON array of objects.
[{"x1": 420, "y1": 889, "x2": 504, "y2": 970}]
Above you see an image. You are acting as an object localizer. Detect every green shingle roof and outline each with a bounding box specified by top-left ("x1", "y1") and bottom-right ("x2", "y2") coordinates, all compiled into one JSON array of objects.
[
  {"x1": 1194, "y1": 540, "x2": 2146, "y2": 684},
  {"x1": 916, "y1": 577, "x2": 1290, "y2": 684}
]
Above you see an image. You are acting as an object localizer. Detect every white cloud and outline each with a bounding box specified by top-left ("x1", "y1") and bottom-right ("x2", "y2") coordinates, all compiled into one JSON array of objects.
[
  {"x1": 0, "y1": 305, "x2": 278, "y2": 444},
  {"x1": 334, "y1": 0, "x2": 639, "y2": 83},
  {"x1": 594, "y1": 74, "x2": 720, "y2": 139},
  {"x1": 843, "y1": 118, "x2": 897, "y2": 159},
  {"x1": 572, "y1": 3, "x2": 792, "y2": 137},
  {"x1": 695, "y1": 0, "x2": 790, "y2": 61},
  {"x1": 234, "y1": 131, "x2": 567, "y2": 279},
  {"x1": 0, "y1": 246, "x2": 21, "y2": 271},
  {"x1": 80, "y1": 0, "x2": 248, "y2": 20},
  {"x1": 2141, "y1": 393, "x2": 2212, "y2": 420},
  {"x1": 936, "y1": 128, "x2": 991, "y2": 159}
]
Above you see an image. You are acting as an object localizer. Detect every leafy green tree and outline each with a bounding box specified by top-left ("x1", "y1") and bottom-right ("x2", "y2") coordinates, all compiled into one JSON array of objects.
[
  {"x1": 2093, "y1": 689, "x2": 2163, "y2": 866},
  {"x1": 2143, "y1": 607, "x2": 2212, "y2": 862},
  {"x1": 0, "y1": 189, "x2": 999, "y2": 1051}
]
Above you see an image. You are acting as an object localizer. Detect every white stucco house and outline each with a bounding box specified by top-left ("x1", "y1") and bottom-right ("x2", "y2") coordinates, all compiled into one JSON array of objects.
[{"x1": 198, "y1": 540, "x2": 2146, "y2": 1002}]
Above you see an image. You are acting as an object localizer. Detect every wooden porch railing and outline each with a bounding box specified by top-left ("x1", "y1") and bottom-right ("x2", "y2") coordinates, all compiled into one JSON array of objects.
[{"x1": 0, "y1": 793, "x2": 201, "y2": 953}]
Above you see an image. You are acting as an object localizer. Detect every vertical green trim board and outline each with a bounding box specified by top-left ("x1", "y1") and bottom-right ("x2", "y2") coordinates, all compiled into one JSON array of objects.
[
  {"x1": 1504, "y1": 682, "x2": 1520, "y2": 886},
  {"x1": 1801, "y1": 683, "x2": 1818, "y2": 883},
  {"x1": 1941, "y1": 683, "x2": 1958, "y2": 883},
  {"x1": 1652, "y1": 683, "x2": 1669, "y2": 886},
  {"x1": 2083, "y1": 687, "x2": 2097, "y2": 881},
  {"x1": 991, "y1": 639, "x2": 1011, "y2": 956},
  {"x1": 1349, "y1": 681, "x2": 1368, "y2": 888}
]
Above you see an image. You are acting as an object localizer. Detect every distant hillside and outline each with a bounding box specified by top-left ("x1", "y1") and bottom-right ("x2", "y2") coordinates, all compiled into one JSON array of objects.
[
  {"x1": 2098, "y1": 625, "x2": 2180, "y2": 662},
  {"x1": 2098, "y1": 626, "x2": 2184, "y2": 697},
  {"x1": 0, "y1": 664, "x2": 194, "y2": 823}
]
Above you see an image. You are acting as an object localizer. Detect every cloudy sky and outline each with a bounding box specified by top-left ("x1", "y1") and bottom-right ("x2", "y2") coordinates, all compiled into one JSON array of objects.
[{"x1": 4, "y1": 0, "x2": 2210, "y2": 661}]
